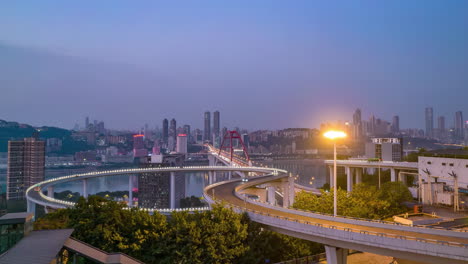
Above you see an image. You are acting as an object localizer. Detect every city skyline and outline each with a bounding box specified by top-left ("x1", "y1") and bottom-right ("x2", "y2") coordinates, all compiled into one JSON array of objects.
[
  {"x1": 1, "y1": 1, "x2": 467, "y2": 130},
  {"x1": 2, "y1": 107, "x2": 466, "y2": 135},
  {"x1": 2, "y1": 2, "x2": 468, "y2": 263}
]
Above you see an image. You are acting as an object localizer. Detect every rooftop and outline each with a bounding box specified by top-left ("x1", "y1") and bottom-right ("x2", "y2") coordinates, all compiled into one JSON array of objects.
[
  {"x1": 0, "y1": 229, "x2": 73, "y2": 264},
  {"x1": 0, "y1": 212, "x2": 33, "y2": 221}
]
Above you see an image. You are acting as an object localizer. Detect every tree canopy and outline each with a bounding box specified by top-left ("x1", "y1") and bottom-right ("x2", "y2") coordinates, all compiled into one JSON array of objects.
[
  {"x1": 35, "y1": 196, "x2": 323, "y2": 263},
  {"x1": 293, "y1": 182, "x2": 412, "y2": 219}
]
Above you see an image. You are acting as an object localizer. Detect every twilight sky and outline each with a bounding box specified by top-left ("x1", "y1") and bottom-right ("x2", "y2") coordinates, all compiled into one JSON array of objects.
[{"x1": 0, "y1": 1, "x2": 467, "y2": 130}]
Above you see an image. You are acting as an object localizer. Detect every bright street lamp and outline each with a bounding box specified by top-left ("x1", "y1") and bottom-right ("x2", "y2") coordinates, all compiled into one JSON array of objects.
[{"x1": 324, "y1": 130, "x2": 347, "y2": 217}]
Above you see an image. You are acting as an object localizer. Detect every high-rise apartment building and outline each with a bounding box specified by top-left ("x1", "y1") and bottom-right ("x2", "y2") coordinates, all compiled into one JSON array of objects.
[
  {"x1": 169, "y1": 119, "x2": 177, "y2": 151},
  {"x1": 368, "y1": 115, "x2": 376, "y2": 136},
  {"x1": 7, "y1": 137, "x2": 45, "y2": 200},
  {"x1": 162, "y1": 119, "x2": 169, "y2": 144},
  {"x1": 437, "y1": 116, "x2": 446, "y2": 139},
  {"x1": 183, "y1": 125, "x2": 191, "y2": 142},
  {"x1": 365, "y1": 138, "x2": 403, "y2": 162},
  {"x1": 438, "y1": 116, "x2": 445, "y2": 131},
  {"x1": 391, "y1": 116, "x2": 399, "y2": 133},
  {"x1": 176, "y1": 134, "x2": 188, "y2": 154},
  {"x1": 132, "y1": 134, "x2": 147, "y2": 158},
  {"x1": 213, "y1": 111, "x2": 220, "y2": 139},
  {"x1": 204, "y1": 111, "x2": 211, "y2": 142},
  {"x1": 138, "y1": 154, "x2": 185, "y2": 209},
  {"x1": 352, "y1": 108, "x2": 362, "y2": 140},
  {"x1": 464, "y1": 121, "x2": 468, "y2": 145},
  {"x1": 425, "y1": 107, "x2": 434, "y2": 138},
  {"x1": 455, "y1": 111, "x2": 464, "y2": 140}
]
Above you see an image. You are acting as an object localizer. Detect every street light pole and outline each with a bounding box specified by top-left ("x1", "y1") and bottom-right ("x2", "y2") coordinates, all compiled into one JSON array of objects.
[
  {"x1": 333, "y1": 142, "x2": 337, "y2": 217},
  {"x1": 323, "y1": 130, "x2": 346, "y2": 218}
]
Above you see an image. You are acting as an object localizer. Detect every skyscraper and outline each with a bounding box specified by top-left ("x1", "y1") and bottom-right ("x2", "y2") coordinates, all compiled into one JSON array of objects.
[
  {"x1": 7, "y1": 137, "x2": 45, "y2": 200},
  {"x1": 213, "y1": 111, "x2": 220, "y2": 139},
  {"x1": 438, "y1": 116, "x2": 445, "y2": 131},
  {"x1": 437, "y1": 116, "x2": 446, "y2": 139},
  {"x1": 183, "y1": 125, "x2": 191, "y2": 142},
  {"x1": 169, "y1": 119, "x2": 177, "y2": 151},
  {"x1": 425, "y1": 107, "x2": 434, "y2": 138},
  {"x1": 162, "y1": 119, "x2": 169, "y2": 144},
  {"x1": 391, "y1": 115, "x2": 400, "y2": 133},
  {"x1": 138, "y1": 154, "x2": 185, "y2": 209},
  {"x1": 352, "y1": 108, "x2": 362, "y2": 140},
  {"x1": 204, "y1": 111, "x2": 211, "y2": 142},
  {"x1": 455, "y1": 111, "x2": 464, "y2": 139},
  {"x1": 176, "y1": 134, "x2": 188, "y2": 154},
  {"x1": 85, "y1": 116, "x2": 89, "y2": 129},
  {"x1": 368, "y1": 115, "x2": 376, "y2": 136},
  {"x1": 132, "y1": 134, "x2": 147, "y2": 158}
]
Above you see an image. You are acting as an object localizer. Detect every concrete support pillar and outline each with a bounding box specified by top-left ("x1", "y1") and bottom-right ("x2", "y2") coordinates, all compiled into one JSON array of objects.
[
  {"x1": 325, "y1": 245, "x2": 348, "y2": 264},
  {"x1": 208, "y1": 171, "x2": 214, "y2": 185},
  {"x1": 27, "y1": 199, "x2": 36, "y2": 215},
  {"x1": 47, "y1": 186, "x2": 54, "y2": 198},
  {"x1": 83, "y1": 179, "x2": 88, "y2": 199},
  {"x1": 282, "y1": 179, "x2": 290, "y2": 208},
  {"x1": 345, "y1": 166, "x2": 353, "y2": 192},
  {"x1": 398, "y1": 171, "x2": 407, "y2": 185},
  {"x1": 128, "y1": 175, "x2": 133, "y2": 207},
  {"x1": 329, "y1": 166, "x2": 334, "y2": 188},
  {"x1": 390, "y1": 168, "x2": 396, "y2": 182},
  {"x1": 208, "y1": 155, "x2": 215, "y2": 166},
  {"x1": 355, "y1": 168, "x2": 362, "y2": 184},
  {"x1": 228, "y1": 171, "x2": 232, "y2": 180},
  {"x1": 267, "y1": 186, "x2": 276, "y2": 205},
  {"x1": 170, "y1": 172, "x2": 176, "y2": 209},
  {"x1": 289, "y1": 175, "x2": 295, "y2": 206}
]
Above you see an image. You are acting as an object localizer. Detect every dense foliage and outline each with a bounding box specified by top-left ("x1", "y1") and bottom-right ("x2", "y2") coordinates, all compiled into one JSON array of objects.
[
  {"x1": 35, "y1": 196, "x2": 322, "y2": 263},
  {"x1": 179, "y1": 195, "x2": 205, "y2": 208},
  {"x1": 293, "y1": 182, "x2": 413, "y2": 219}
]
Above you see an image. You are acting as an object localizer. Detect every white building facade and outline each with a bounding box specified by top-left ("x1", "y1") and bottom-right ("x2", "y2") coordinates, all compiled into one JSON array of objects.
[{"x1": 418, "y1": 156, "x2": 468, "y2": 210}]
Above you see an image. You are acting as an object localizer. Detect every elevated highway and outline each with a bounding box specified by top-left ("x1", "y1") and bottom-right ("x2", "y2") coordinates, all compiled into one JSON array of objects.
[
  {"x1": 26, "y1": 166, "x2": 283, "y2": 214},
  {"x1": 204, "y1": 174, "x2": 468, "y2": 264}
]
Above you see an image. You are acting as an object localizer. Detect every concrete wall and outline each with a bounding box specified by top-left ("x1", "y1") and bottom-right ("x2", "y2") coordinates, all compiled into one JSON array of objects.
[{"x1": 418, "y1": 157, "x2": 468, "y2": 188}]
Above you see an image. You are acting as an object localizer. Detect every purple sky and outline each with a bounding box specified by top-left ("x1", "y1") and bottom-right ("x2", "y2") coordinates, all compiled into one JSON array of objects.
[{"x1": 0, "y1": 1, "x2": 467, "y2": 130}]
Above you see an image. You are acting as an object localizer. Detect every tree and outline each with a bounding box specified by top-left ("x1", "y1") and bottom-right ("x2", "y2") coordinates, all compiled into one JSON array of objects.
[
  {"x1": 236, "y1": 213, "x2": 323, "y2": 264},
  {"x1": 35, "y1": 196, "x2": 168, "y2": 263},
  {"x1": 345, "y1": 184, "x2": 391, "y2": 219},
  {"x1": 293, "y1": 182, "x2": 412, "y2": 219},
  {"x1": 180, "y1": 196, "x2": 205, "y2": 208},
  {"x1": 35, "y1": 197, "x2": 326, "y2": 263},
  {"x1": 34, "y1": 208, "x2": 70, "y2": 230},
  {"x1": 162, "y1": 204, "x2": 249, "y2": 264},
  {"x1": 378, "y1": 181, "x2": 413, "y2": 216}
]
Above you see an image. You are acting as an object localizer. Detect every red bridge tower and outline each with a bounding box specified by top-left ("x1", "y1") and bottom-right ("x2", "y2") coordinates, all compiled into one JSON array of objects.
[{"x1": 218, "y1": 130, "x2": 250, "y2": 164}]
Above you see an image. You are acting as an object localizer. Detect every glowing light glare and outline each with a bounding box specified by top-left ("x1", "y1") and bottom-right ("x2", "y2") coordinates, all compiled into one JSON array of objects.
[{"x1": 323, "y1": 130, "x2": 347, "y2": 140}]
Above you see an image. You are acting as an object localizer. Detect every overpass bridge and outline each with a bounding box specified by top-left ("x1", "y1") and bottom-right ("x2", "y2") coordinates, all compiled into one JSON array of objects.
[
  {"x1": 26, "y1": 145, "x2": 468, "y2": 264},
  {"x1": 204, "y1": 174, "x2": 468, "y2": 264},
  {"x1": 25, "y1": 166, "x2": 281, "y2": 215},
  {"x1": 323, "y1": 160, "x2": 419, "y2": 192},
  {"x1": 205, "y1": 145, "x2": 468, "y2": 264}
]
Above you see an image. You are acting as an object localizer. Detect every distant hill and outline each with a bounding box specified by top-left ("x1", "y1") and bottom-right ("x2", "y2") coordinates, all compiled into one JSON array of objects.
[{"x1": 0, "y1": 119, "x2": 86, "y2": 154}]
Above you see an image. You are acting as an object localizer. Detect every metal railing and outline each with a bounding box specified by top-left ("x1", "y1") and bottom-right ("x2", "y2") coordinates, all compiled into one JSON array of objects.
[
  {"x1": 274, "y1": 253, "x2": 326, "y2": 264},
  {"x1": 26, "y1": 166, "x2": 285, "y2": 212},
  {"x1": 204, "y1": 186, "x2": 468, "y2": 249}
]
